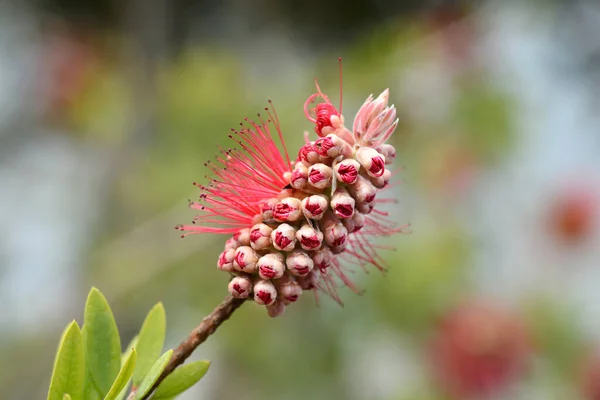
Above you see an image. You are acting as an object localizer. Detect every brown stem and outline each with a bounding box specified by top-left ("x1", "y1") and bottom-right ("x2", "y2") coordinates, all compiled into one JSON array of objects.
[{"x1": 140, "y1": 295, "x2": 246, "y2": 399}]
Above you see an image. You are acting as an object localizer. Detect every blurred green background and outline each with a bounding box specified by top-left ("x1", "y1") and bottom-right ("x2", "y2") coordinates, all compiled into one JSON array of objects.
[{"x1": 2, "y1": 0, "x2": 600, "y2": 399}]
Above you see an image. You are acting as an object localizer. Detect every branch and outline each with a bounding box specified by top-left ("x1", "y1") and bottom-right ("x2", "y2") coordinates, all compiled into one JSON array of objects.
[{"x1": 140, "y1": 295, "x2": 246, "y2": 399}]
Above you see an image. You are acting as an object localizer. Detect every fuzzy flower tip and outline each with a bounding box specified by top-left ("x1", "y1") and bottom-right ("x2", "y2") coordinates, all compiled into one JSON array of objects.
[{"x1": 177, "y1": 67, "x2": 408, "y2": 316}]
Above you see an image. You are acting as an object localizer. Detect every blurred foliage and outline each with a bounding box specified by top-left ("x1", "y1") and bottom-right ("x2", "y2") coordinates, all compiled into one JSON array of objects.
[{"x1": 47, "y1": 288, "x2": 210, "y2": 400}]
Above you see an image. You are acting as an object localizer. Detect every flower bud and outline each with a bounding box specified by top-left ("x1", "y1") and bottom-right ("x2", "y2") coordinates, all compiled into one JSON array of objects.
[
  {"x1": 271, "y1": 223, "x2": 296, "y2": 251},
  {"x1": 330, "y1": 243, "x2": 347, "y2": 254},
  {"x1": 297, "y1": 270, "x2": 319, "y2": 290},
  {"x1": 217, "y1": 248, "x2": 235, "y2": 272},
  {"x1": 257, "y1": 253, "x2": 286, "y2": 280},
  {"x1": 334, "y1": 158, "x2": 360, "y2": 184},
  {"x1": 250, "y1": 223, "x2": 273, "y2": 250},
  {"x1": 260, "y1": 198, "x2": 278, "y2": 222},
  {"x1": 370, "y1": 168, "x2": 392, "y2": 189},
  {"x1": 352, "y1": 212, "x2": 365, "y2": 232},
  {"x1": 228, "y1": 276, "x2": 252, "y2": 299},
  {"x1": 266, "y1": 301, "x2": 286, "y2": 318},
  {"x1": 224, "y1": 236, "x2": 238, "y2": 250},
  {"x1": 356, "y1": 202, "x2": 374, "y2": 214},
  {"x1": 253, "y1": 280, "x2": 277, "y2": 306},
  {"x1": 342, "y1": 217, "x2": 355, "y2": 234},
  {"x1": 356, "y1": 147, "x2": 386, "y2": 178},
  {"x1": 376, "y1": 144, "x2": 396, "y2": 164},
  {"x1": 233, "y1": 246, "x2": 259, "y2": 273},
  {"x1": 286, "y1": 250, "x2": 314, "y2": 276},
  {"x1": 311, "y1": 247, "x2": 333, "y2": 272},
  {"x1": 308, "y1": 163, "x2": 333, "y2": 190},
  {"x1": 348, "y1": 175, "x2": 377, "y2": 205},
  {"x1": 297, "y1": 142, "x2": 314, "y2": 163},
  {"x1": 330, "y1": 188, "x2": 356, "y2": 219},
  {"x1": 314, "y1": 103, "x2": 339, "y2": 137},
  {"x1": 233, "y1": 228, "x2": 251, "y2": 246},
  {"x1": 296, "y1": 224, "x2": 324, "y2": 250},
  {"x1": 323, "y1": 219, "x2": 348, "y2": 247},
  {"x1": 290, "y1": 164, "x2": 308, "y2": 190},
  {"x1": 301, "y1": 194, "x2": 328, "y2": 220},
  {"x1": 280, "y1": 280, "x2": 303, "y2": 303},
  {"x1": 273, "y1": 197, "x2": 302, "y2": 222},
  {"x1": 314, "y1": 134, "x2": 352, "y2": 159}
]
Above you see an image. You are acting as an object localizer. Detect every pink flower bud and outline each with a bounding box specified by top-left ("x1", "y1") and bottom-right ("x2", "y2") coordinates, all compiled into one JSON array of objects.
[
  {"x1": 233, "y1": 228, "x2": 251, "y2": 246},
  {"x1": 342, "y1": 217, "x2": 355, "y2": 234},
  {"x1": 224, "y1": 237, "x2": 238, "y2": 250},
  {"x1": 228, "y1": 276, "x2": 252, "y2": 299},
  {"x1": 356, "y1": 202, "x2": 374, "y2": 214},
  {"x1": 297, "y1": 142, "x2": 314, "y2": 163},
  {"x1": 296, "y1": 224, "x2": 324, "y2": 250},
  {"x1": 250, "y1": 223, "x2": 273, "y2": 250},
  {"x1": 280, "y1": 280, "x2": 303, "y2": 303},
  {"x1": 314, "y1": 134, "x2": 352, "y2": 159},
  {"x1": 323, "y1": 219, "x2": 348, "y2": 247},
  {"x1": 376, "y1": 144, "x2": 396, "y2": 164},
  {"x1": 348, "y1": 175, "x2": 377, "y2": 205},
  {"x1": 311, "y1": 247, "x2": 333, "y2": 272},
  {"x1": 356, "y1": 147, "x2": 385, "y2": 178},
  {"x1": 370, "y1": 168, "x2": 392, "y2": 189},
  {"x1": 253, "y1": 280, "x2": 277, "y2": 306},
  {"x1": 285, "y1": 250, "x2": 314, "y2": 276},
  {"x1": 308, "y1": 163, "x2": 333, "y2": 190},
  {"x1": 351, "y1": 212, "x2": 365, "y2": 232},
  {"x1": 297, "y1": 270, "x2": 319, "y2": 290},
  {"x1": 266, "y1": 300, "x2": 286, "y2": 318},
  {"x1": 257, "y1": 253, "x2": 286, "y2": 280},
  {"x1": 271, "y1": 223, "x2": 296, "y2": 251},
  {"x1": 330, "y1": 188, "x2": 356, "y2": 219},
  {"x1": 334, "y1": 158, "x2": 360, "y2": 184},
  {"x1": 314, "y1": 103, "x2": 340, "y2": 137},
  {"x1": 330, "y1": 243, "x2": 347, "y2": 254},
  {"x1": 273, "y1": 197, "x2": 302, "y2": 222},
  {"x1": 260, "y1": 198, "x2": 278, "y2": 222},
  {"x1": 217, "y1": 248, "x2": 235, "y2": 272},
  {"x1": 290, "y1": 164, "x2": 308, "y2": 190},
  {"x1": 301, "y1": 194, "x2": 328, "y2": 220},
  {"x1": 233, "y1": 246, "x2": 259, "y2": 273}
]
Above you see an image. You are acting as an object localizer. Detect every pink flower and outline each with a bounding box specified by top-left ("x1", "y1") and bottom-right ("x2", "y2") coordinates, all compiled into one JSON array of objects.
[
  {"x1": 177, "y1": 67, "x2": 408, "y2": 314},
  {"x1": 431, "y1": 302, "x2": 532, "y2": 399}
]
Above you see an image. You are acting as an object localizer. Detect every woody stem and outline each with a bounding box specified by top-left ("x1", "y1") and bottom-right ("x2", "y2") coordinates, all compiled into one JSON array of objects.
[{"x1": 140, "y1": 295, "x2": 246, "y2": 399}]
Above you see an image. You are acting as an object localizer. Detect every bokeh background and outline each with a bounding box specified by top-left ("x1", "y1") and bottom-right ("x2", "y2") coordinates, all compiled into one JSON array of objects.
[{"x1": 2, "y1": 0, "x2": 600, "y2": 399}]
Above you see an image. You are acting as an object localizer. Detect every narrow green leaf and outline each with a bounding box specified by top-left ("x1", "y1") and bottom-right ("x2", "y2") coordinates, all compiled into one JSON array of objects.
[
  {"x1": 83, "y1": 361, "x2": 102, "y2": 400},
  {"x1": 113, "y1": 336, "x2": 139, "y2": 400},
  {"x1": 104, "y1": 349, "x2": 137, "y2": 400},
  {"x1": 83, "y1": 288, "x2": 122, "y2": 396},
  {"x1": 47, "y1": 321, "x2": 85, "y2": 400},
  {"x1": 132, "y1": 303, "x2": 166, "y2": 386},
  {"x1": 152, "y1": 360, "x2": 210, "y2": 399},
  {"x1": 134, "y1": 350, "x2": 173, "y2": 400}
]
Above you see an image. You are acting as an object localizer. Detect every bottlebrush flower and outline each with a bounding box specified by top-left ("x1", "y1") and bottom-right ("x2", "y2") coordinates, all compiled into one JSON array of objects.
[
  {"x1": 430, "y1": 302, "x2": 532, "y2": 399},
  {"x1": 177, "y1": 67, "x2": 408, "y2": 315}
]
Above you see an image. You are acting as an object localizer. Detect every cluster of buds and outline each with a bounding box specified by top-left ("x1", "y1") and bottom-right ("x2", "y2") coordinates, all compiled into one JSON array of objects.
[{"x1": 179, "y1": 78, "x2": 402, "y2": 317}]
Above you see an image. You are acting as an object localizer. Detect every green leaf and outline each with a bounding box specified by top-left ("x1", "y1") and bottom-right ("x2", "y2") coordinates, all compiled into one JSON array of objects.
[
  {"x1": 47, "y1": 321, "x2": 85, "y2": 400},
  {"x1": 152, "y1": 360, "x2": 210, "y2": 399},
  {"x1": 83, "y1": 288, "x2": 122, "y2": 396},
  {"x1": 104, "y1": 349, "x2": 137, "y2": 400},
  {"x1": 132, "y1": 303, "x2": 166, "y2": 386},
  {"x1": 113, "y1": 336, "x2": 139, "y2": 400},
  {"x1": 83, "y1": 363, "x2": 102, "y2": 400},
  {"x1": 134, "y1": 350, "x2": 173, "y2": 400}
]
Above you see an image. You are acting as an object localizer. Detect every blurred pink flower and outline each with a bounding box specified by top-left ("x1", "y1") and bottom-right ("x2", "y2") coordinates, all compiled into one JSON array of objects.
[{"x1": 430, "y1": 301, "x2": 532, "y2": 399}]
